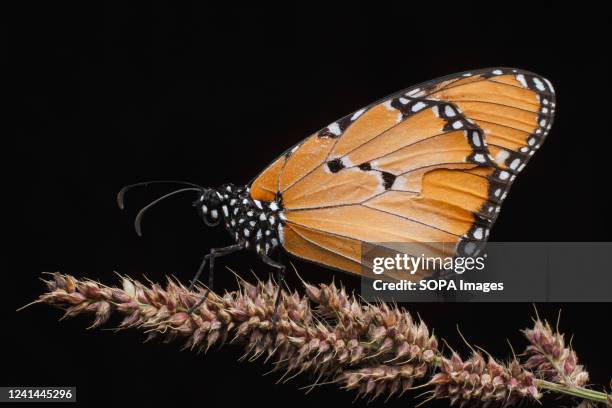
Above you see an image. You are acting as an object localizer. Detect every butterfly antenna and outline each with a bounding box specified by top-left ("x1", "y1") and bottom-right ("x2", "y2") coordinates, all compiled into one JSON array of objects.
[
  {"x1": 133, "y1": 187, "x2": 202, "y2": 236},
  {"x1": 117, "y1": 180, "x2": 204, "y2": 210}
]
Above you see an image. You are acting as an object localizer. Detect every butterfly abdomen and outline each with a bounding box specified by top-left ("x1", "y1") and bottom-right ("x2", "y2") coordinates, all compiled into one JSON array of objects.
[{"x1": 198, "y1": 184, "x2": 283, "y2": 255}]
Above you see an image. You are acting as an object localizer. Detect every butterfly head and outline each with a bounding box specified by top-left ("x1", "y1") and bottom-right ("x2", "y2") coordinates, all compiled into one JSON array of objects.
[{"x1": 195, "y1": 187, "x2": 224, "y2": 226}]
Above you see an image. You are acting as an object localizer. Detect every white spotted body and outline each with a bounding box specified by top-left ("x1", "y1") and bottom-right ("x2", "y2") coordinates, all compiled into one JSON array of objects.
[{"x1": 197, "y1": 184, "x2": 283, "y2": 256}]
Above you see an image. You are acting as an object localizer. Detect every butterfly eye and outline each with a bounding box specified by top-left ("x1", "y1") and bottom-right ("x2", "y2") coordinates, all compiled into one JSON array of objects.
[{"x1": 201, "y1": 206, "x2": 221, "y2": 227}]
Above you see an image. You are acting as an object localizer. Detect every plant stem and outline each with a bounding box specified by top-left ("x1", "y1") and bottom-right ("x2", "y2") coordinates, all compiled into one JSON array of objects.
[{"x1": 534, "y1": 379, "x2": 609, "y2": 404}]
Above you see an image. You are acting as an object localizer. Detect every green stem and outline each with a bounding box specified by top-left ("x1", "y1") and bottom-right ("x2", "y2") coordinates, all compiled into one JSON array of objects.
[{"x1": 534, "y1": 379, "x2": 609, "y2": 404}]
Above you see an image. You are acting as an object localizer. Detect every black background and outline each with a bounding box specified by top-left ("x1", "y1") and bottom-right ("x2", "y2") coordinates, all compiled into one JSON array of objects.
[{"x1": 7, "y1": 4, "x2": 611, "y2": 408}]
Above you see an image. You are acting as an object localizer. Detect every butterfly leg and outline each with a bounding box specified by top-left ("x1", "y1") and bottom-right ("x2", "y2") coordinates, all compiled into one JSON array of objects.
[
  {"x1": 260, "y1": 253, "x2": 286, "y2": 325},
  {"x1": 187, "y1": 242, "x2": 245, "y2": 314}
]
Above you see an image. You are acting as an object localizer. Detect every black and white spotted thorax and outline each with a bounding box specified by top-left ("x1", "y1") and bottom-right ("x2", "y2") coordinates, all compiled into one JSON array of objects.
[{"x1": 196, "y1": 184, "x2": 284, "y2": 255}]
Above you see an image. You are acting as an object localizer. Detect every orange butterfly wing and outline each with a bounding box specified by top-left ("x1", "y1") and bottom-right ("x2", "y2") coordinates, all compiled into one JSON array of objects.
[{"x1": 250, "y1": 68, "x2": 555, "y2": 279}]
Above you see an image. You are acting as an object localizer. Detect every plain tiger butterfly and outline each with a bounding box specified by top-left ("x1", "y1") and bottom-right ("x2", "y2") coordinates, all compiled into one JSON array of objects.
[{"x1": 119, "y1": 68, "x2": 555, "y2": 293}]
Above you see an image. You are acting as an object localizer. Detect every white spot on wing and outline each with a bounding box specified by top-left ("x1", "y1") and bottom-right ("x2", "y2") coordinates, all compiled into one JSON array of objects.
[
  {"x1": 406, "y1": 88, "x2": 421, "y2": 96},
  {"x1": 495, "y1": 150, "x2": 510, "y2": 165},
  {"x1": 328, "y1": 122, "x2": 342, "y2": 136},
  {"x1": 444, "y1": 105, "x2": 456, "y2": 117},
  {"x1": 532, "y1": 77, "x2": 546, "y2": 91},
  {"x1": 471, "y1": 131, "x2": 481, "y2": 147},
  {"x1": 464, "y1": 242, "x2": 476, "y2": 255},
  {"x1": 412, "y1": 101, "x2": 427, "y2": 112},
  {"x1": 516, "y1": 74, "x2": 528, "y2": 88},
  {"x1": 543, "y1": 78, "x2": 555, "y2": 93},
  {"x1": 509, "y1": 158, "x2": 521, "y2": 170},
  {"x1": 340, "y1": 156, "x2": 354, "y2": 167},
  {"x1": 351, "y1": 108, "x2": 366, "y2": 120}
]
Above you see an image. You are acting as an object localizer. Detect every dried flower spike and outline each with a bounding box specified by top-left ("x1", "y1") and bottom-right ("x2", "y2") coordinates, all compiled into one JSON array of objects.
[
  {"x1": 429, "y1": 352, "x2": 541, "y2": 407},
  {"x1": 27, "y1": 272, "x2": 611, "y2": 407},
  {"x1": 522, "y1": 318, "x2": 589, "y2": 387},
  {"x1": 338, "y1": 363, "x2": 428, "y2": 401},
  {"x1": 33, "y1": 273, "x2": 438, "y2": 392}
]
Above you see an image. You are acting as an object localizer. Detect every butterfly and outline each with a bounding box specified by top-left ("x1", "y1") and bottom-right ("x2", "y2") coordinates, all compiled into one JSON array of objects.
[{"x1": 118, "y1": 67, "x2": 555, "y2": 299}]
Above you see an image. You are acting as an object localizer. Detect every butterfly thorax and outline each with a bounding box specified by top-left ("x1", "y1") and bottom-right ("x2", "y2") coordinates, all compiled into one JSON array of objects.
[{"x1": 197, "y1": 183, "x2": 282, "y2": 255}]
